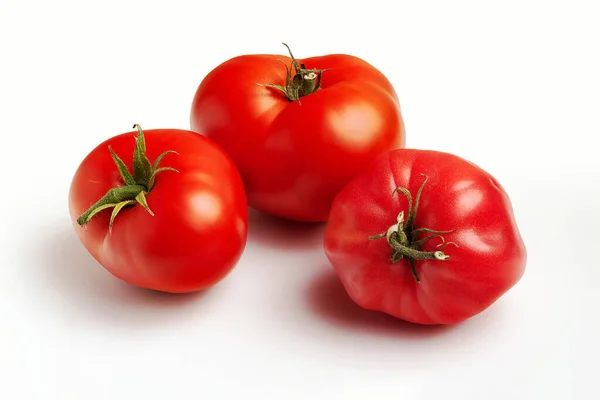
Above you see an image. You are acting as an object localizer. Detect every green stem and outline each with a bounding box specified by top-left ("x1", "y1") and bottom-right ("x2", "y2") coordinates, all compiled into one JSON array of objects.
[
  {"x1": 257, "y1": 43, "x2": 328, "y2": 103},
  {"x1": 388, "y1": 234, "x2": 449, "y2": 261},
  {"x1": 299, "y1": 71, "x2": 318, "y2": 97},
  {"x1": 77, "y1": 185, "x2": 147, "y2": 225},
  {"x1": 76, "y1": 124, "x2": 178, "y2": 233},
  {"x1": 368, "y1": 174, "x2": 458, "y2": 282}
]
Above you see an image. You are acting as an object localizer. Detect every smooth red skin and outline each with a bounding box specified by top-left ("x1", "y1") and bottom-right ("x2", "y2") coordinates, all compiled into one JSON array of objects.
[
  {"x1": 323, "y1": 149, "x2": 527, "y2": 325},
  {"x1": 68, "y1": 129, "x2": 248, "y2": 293},
  {"x1": 190, "y1": 53, "x2": 405, "y2": 222}
]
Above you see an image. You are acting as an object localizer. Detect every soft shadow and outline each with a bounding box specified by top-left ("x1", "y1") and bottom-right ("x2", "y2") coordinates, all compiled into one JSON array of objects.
[
  {"x1": 248, "y1": 208, "x2": 325, "y2": 250},
  {"x1": 306, "y1": 269, "x2": 457, "y2": 338},
  {"x1": 34, "y1": 224, "x2": 216, "y2": 330}
]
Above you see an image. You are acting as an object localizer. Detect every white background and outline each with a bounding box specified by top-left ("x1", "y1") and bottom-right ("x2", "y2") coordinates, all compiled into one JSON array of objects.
[{"x1": 1, "y1": 0, "x2": 597, "y2": 399}]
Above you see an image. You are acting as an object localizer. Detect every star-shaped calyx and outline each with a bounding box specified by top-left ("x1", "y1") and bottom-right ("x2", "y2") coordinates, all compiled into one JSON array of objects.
[
  {"x1": 369, "y1": 174, "x2": 459, "y2": 282},
  {"x1": 257, "y1": 43, "x2": 329, "y2": 103},
  {"x1": 76, "y1": 124, "x2": 179, "y2": 233}
]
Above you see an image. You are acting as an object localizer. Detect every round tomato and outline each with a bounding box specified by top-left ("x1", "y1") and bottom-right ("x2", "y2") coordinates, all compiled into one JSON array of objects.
[
  {"x1": 323, "y1": 149, "x2": 527, "y2": 325},
  {"x1": 190, "y1": 44, "x2": 405, "y2": 222},
  {"x1": 68, "y1": 125, "x2": 248, "y2": 293}
]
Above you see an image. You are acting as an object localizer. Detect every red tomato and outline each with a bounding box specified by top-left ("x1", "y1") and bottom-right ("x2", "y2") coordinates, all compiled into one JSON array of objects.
[
  {"x1": 190, "y1": 44, "x2": 405, "y2": 222},
  {"x1": 68, "y1": 125, "x2": 248, "y2": 293},
  {"x1": 323, "y1": 149, "x2": 527, "y2": 325}
]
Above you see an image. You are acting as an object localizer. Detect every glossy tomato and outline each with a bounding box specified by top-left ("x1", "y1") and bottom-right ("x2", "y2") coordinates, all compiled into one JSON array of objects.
[
  {"x1": 68, "y1": 125, "x2": 248, "y2": 293},
  {"x1": 190, "y1": 44, "x2": 405, "y2": 222},
  {"x1": 323, "y1": 149, "x2": 526, "y2": 325}
]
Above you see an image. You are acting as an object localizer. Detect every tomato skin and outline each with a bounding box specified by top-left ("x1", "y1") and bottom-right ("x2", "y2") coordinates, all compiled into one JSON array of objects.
[
  {"x1": 323, "y1": 149, "x2": 527, "y2": 325},
  {"x1": 190, "y1": 53, "x2": 405, "y2": 222},
  {"x1": 68, "y1": 129, "x2": 248, "y2": 293}
]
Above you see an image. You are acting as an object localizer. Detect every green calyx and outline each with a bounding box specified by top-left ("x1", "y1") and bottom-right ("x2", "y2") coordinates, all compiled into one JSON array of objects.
[
  {"x1": 76, "y1": 124, "x2": 179, "y2": 233},
  {"x1": 257, "y1": 43, "x2": 328, "y2": 103},
  {"x1": 369, "y1": 174, "x2": 458, "y2": 283}
]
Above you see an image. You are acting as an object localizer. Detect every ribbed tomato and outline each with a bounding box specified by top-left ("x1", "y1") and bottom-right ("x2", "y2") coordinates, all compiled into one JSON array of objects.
[{"x1": 323, "y1": 149, "x2": 527, "y2": 324}]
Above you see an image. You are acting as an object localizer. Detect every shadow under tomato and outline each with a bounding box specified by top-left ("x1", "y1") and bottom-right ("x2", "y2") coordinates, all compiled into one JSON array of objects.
[
  {"x1": 306, "y1": 268, "x2": 456, "y2": 338},
  {"x1": 247, "y1": 208, "x2": 325, "y2": 251},
  {"x1": 35, "y1": 222, "x2": 217, "y2": 330}
]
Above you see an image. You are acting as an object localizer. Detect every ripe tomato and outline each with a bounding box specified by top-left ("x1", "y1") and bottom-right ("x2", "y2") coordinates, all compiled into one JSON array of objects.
[
  {"x1": 323, "y1": 149, "x2": 527, "y2": 325},
  {"x1": 190, "y1": 44, "x2": 405, "y2": 222},
  {"x1": 68, "y1": 125, "x2": 248, "y2": 293}
]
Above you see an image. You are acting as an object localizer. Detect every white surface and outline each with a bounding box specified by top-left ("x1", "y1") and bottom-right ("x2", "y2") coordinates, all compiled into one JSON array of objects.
[{"x1": 1, "y1": 0, "x2": 597, "y2": 399}]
